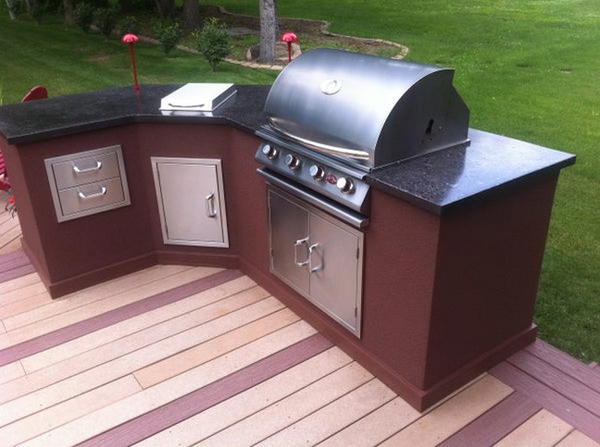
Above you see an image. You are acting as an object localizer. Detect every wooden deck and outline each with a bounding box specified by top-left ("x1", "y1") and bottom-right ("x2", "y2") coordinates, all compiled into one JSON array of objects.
[
  {"x1": 0, "y1": 205, "x2": 598, "y2": 445},
  {"x1": 0, "y1": 192, "x2": 22, "y2": 255}
]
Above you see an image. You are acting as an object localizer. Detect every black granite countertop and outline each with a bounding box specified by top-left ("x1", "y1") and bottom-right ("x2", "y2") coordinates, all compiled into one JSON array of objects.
[
  {"x1": 0, "y1": 84, "x2": 575, "y2": 214},
  {"x1": 0, "y1": 84, "x2": 269, "y2": 144}
]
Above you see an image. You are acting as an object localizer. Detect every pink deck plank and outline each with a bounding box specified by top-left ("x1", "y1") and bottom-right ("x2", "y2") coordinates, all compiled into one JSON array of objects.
[
  {"x1": 437, "y1": 391, "x2": 542, "y2": 447},
  {"x1": 77, "y1": 333, "x2": 333, "y2": 447},
  {"x1": 491, "y1": 361, "x2": 600, "y2": 443},
  {"x1": 509, "y1": 350, "x2": 600, "y2": 417},
  {"x1": 0, "y1": 269, "x2": 244, "y2": 367},
  {"x1": 0, "y1": 251, "x2": 30, "y2": 273},
  {"x1": 0, "y1": 249, "x2": 27, "y2": 265},
  {"x1": 525, "y1": 339, "x2": 600, "y2": 393},
  {"x1": 0, "y1": 263, "x2": 35, "y2": 284}
]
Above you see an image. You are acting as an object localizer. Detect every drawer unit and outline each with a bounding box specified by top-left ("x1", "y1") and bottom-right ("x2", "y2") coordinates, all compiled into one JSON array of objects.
[{"x1": 45, "y1": 145, "x2": 131, "y2": 222}]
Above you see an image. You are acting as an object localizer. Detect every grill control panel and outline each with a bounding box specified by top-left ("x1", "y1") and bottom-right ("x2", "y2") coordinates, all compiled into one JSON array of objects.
[{"x1": 256, "y1": 142, "x2": 370, "y2": 214}]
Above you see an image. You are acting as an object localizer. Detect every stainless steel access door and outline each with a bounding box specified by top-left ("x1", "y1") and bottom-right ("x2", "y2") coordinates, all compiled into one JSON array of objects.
[
  {"x1": 268, "y1": 186, "x2": 363, "y2": 337},
  {"x1": 268, "y1": 190, "x2": 310, "y2": 295},
  {"x1": 308, "y1": 212, "x2": 362, "y2": 336}
]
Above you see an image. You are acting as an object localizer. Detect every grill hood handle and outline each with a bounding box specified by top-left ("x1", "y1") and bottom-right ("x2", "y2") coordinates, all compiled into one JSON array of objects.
[{"x1": 269, "y1": 119, "x2": 370, "y2": 160}]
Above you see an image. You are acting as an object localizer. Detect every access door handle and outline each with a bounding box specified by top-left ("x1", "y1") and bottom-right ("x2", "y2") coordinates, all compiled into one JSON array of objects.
[
  {"x1": 205, "y1": 193, "x2": 217, "y2": 218},
  {"x1": 294, "y1": 237, "x2": 309, "y2": 267},
  {"x1": 308, "y1": 242, "x2": 323, "y2": 273}
]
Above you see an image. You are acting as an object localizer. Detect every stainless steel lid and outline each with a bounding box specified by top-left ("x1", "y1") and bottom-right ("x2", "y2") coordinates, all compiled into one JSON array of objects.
[{"x1": 264, "y1": 48, "x2": 470, "y2": 170}]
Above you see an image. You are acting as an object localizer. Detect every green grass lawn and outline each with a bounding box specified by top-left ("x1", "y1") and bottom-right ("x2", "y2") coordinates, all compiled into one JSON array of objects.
[{"x1": 0, "y1": 1, "x2": 598, "y2": 361}]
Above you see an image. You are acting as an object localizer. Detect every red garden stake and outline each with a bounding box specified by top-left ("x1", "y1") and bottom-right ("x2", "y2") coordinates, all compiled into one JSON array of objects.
[
  {"x1": 281, "y1": 32, "x2": 298, "y2": 63},
  {"x1": 121, "y1": 33, "x2": 140, "y2": 92}
]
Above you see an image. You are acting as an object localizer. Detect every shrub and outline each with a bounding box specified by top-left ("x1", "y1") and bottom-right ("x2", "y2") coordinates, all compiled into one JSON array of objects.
[
  {"x1": 74, "y1": 2, "x2": 94, "y2": 33},
  {"x1": 119, "y1": 15, "x2": 139, "y2": 35},
  {"x1": 155, "y1": 21, "x2": 182, "y2": 55},
  {"x1": 94, "y1": 7, "x2": 117, "y2": 38},
  {"x1": 194, "y1": 18, "x2": 231, "y2": 71}
]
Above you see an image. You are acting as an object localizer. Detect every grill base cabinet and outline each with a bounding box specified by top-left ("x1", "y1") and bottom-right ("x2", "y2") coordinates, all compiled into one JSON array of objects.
[
  {"x1": 268, "y1": 187, "x2": 363, "y2": 337},
  {"x1": 151, "y1": 157, "x2": 229, "y2": 248}
]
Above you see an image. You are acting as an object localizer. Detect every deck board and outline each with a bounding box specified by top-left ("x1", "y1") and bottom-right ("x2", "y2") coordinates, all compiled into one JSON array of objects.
[{"x1": 0, "y1": 255, "x2": 597, "y2": 446}]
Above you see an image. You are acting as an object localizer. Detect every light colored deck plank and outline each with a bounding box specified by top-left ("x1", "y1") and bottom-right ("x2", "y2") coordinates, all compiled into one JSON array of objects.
[
  {"x1": 0, "y1": 266, "x2": 218, "y2": 348},
  {"x1": 197, "y1": 362, "x2": 373, "y2": 447},
  {"x1": 18, "y1": 275, "x2": 258, "y2": 374},
  {"x1": 2, "y1": 264, "x2": 191, "y2": 332},
  {"x1": 0, "y1": 279, "x2": 45, "y2": 307},
  {"x1": 134, "y1": 347, "x2": 352, "y2": 447},
  {"x1": 0, "y1": 223, "x2": 22, "y2": 249},
  {"x1": 379, "y1": 375, "x2": 513, "y2": 446},
  {"x1": 0, "y1": 295, "x2": 286, "y2": 423},
  {"x1": 0, "y1": 273, "x2": 40, "y2": 297},
  {"x1": 0, "y1": 375, "x2": 141, "y2": 446},
  {"x1": 0, "y1": 291, "x2": 52, "y2": 320},
  {"x1": 494, "y1": 410, "x2": 573, "y2": 446},
  {"x1": 0, "y1": 360, "x2": 24, "y2": 384},
  {"x1": 135, "y1": 307, "x2": 299, "y2": 388},
  {"x1": 556, "y1": 430, "x2": 600, "y2": 447},
  {"x1": 0, "y1": 237, "x2": 21, "y2": 255},
  {"x1": 256, "y1": 379, "x2": 395, "y2": 447},
  {"x1": 0, "y1": 285, "x2": 268, "y2": 404},
  {"x1": 318, "y1": 396, "x2": 421, "y2": 447},
  {"x1": 19, "y1": 321, "x2": 316, "y2": 447}
]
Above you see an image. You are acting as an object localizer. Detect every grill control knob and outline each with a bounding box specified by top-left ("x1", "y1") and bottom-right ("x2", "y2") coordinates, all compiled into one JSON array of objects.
[
  {"x1": 285, "y1": 154, "x2": 301, "y2": 170},
  {"x1": 261, "y1": 144, "x2": 278, "y2": 160},
  {"x1": 336, "y1": 177, "x2": 355, "y2": 194},
  {"x1": 309, "y1": 165, "x2": 325, "y2": 181}
]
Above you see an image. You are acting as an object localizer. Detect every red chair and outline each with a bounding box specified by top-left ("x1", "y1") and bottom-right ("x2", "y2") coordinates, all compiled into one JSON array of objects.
[{"x1": 0, "y1": 86, "x2": 48, "y2": 193}]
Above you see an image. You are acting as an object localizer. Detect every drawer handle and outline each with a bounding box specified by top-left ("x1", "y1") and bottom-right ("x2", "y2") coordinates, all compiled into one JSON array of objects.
[
  {"x1": 308, "y1": 243, "x2": 323, "y2": 273},
  {"x1": 78, "y1": 186, "x2": 107, "y2": 200},
  {"x1": 73, "y1": 161, "x2": 102, "y2": 174},
  {"x1": 294, "y1": 237, "x2": 309, "y2": 267},
  {"x1": 205, "y1": 193, "x2": 217, "y2": 218}
]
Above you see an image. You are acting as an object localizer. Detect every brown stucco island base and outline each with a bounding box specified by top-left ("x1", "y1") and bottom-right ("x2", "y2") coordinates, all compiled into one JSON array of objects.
[{"x1": 0, "y1": 85, "x2": 575, "y2": 411}]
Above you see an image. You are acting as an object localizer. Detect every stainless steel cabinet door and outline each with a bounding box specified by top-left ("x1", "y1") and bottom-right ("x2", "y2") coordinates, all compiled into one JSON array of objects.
[
  {"x1": 152, "y1": 158, "x2": 229, "y2": 247},
  {"x1": 308, "y1": 212, "x2": 361, "y2": 334},
  {"x1": 268, "y1": 190, "x2": 310, "y2": 295}
]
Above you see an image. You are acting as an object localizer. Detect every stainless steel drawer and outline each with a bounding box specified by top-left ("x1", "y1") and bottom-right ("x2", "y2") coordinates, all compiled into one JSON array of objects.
[
  {"x1": 52, "y1": 150, "x2": 120, "y2": 190},
  {"x1": 58, "y1": 177, "x2": 126, "y2": 217},
  {"x1": 45, "y1": 145, "x2": 131, "y2": 222}
]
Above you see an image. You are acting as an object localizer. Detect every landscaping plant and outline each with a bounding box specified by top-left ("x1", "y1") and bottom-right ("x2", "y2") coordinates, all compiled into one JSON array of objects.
[
  {"x1": 94, "y1": 7, "x2": 117, "y2": 38},
  {"x1": 119, "y1": 15, "x2": 139, "y2": 35},
  {"x1": 194, "y1": 18, "x2": 231, "y2": 71},
  {"x1": 74, "y1": 2, "x2": 94, "y2": 33},
  {"x1": 155, "y1": 21, "x2": 182, "y2": 55}
]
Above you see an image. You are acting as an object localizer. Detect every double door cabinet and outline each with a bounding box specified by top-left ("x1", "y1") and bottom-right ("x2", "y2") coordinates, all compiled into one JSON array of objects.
[
  {"x1": 151, "y1": 157, "x2": 229, "y2": 247},
  {"x1": 268, "y1": 187, "x2": 364, "y2": 337}
]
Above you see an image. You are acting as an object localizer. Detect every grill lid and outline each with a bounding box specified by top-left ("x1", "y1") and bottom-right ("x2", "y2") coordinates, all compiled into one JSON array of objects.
[{"x1": 265, "y1": 48, "x2": 470, "y2": 170}]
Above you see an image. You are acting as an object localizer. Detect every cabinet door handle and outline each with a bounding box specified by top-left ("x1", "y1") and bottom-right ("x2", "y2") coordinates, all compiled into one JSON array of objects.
[
  {"x1": 78, "y1": 186, "x2": 107, "y2": 200},
  {"x1": 73, "y1": 161, "x2": 102, "y2": 174},
  {"x1": 294, "y1": 237, "x2": 309, "y2": 267},
  {"x1": 205, "y1": 193, "x2": 217, "y2": 218},
  {"x1": 308, "y1": 242, "x2": 323, "y2": 273}
]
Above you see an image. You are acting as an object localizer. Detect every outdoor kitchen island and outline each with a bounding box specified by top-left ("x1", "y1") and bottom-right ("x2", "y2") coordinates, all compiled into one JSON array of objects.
[{"x1": 0, "y1": 83, "x2": 575, "y2": 411}]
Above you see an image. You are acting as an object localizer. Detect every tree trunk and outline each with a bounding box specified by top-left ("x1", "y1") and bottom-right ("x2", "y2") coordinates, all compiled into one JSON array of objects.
[
  {"x1": 259, "y1": 0, "x2": 277, "y2": 63},
  {"x1": 24, "y1": 0, "x2": 33, "y2": 12},
  {"x1": 183, "y1": 0, "x2": 200, "y2": 31},
  {"x1": 155, "y1": 0, "x2": 175, "y2": 18},
  {"x1": 5, "y1": 0, "x2": 16, "y2": 20},
  {"x1": 63, "y1": 0, "x2": 74, "y2": 25}
]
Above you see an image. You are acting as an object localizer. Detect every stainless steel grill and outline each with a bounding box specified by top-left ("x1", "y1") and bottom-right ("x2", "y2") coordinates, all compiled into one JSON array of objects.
[
  {"x1": 263, "y1": 48, "x2": 470, "y2": 171},
  {"x1": 255, "y1": 48, "x2": 471, "y2": 217}
]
